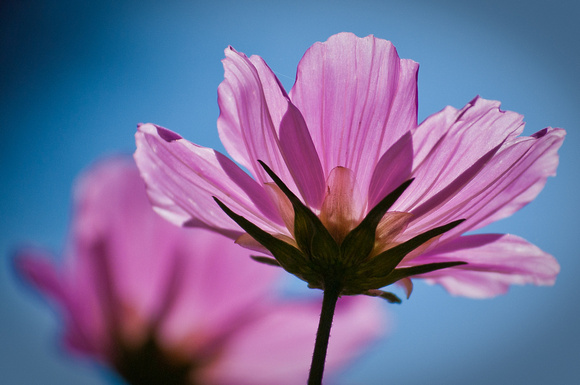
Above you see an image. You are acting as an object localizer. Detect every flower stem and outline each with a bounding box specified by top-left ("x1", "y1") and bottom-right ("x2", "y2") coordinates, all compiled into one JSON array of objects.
[{"x1": 308, "y1": 279, "x2": 342, "y2": 385}]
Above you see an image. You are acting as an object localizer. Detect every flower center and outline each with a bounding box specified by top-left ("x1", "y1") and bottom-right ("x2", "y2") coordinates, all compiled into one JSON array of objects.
[{"x1": 266, "y1": 166, "x2": 413, "y2": 257}]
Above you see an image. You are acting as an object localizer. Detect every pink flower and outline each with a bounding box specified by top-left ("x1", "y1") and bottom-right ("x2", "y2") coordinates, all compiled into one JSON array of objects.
[
  {"x1": 15, "y1": 158, "x2": 385, "y2": 385},
  {"x1": 134, "y1": 32, "x2": 564, "y2": 300}
]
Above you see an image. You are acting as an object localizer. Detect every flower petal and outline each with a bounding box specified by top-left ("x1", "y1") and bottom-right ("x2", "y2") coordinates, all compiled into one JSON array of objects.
[
  {"x1": 396, "y1": 97, "x2": 524, "y2": 214},
  {"x1": 395, "y1": 97, "x2": 565, "y2": 239},
  {"x1": 277, "y1": 102, "x2": 326, "y2": 208},
  {"x1": 319, "y1": 167, "x2": 364, "y2": 242},
  {"x1": 367, "y1": 131, "x2": 413, "y2": 208},
  {"x1": 408, "y1": 233, "x2": 560, "y2": 298},
  {"x1": 68, "y1": 158, "x2": 190, "y2": 351},
  {"x1": 14, "y1": 248, "x2": 108, "y2": 357},
  {"x1": 290, "y1": 32, "x2": 418, "y2": 195},
  {"x1": 449, "y1": 127, "x2": 565, "y2": 234},
  {"x1": 414, "y1": 128, "x2": 564, "y2": 239},
  {"x1": 217, "y1": 48, "x2": 325, "y2": 207},
  {"x1": 157, "y1": 228, "x2": 282, "y2": 357},
  {"x1": 374, "y1": 211, "x2": 414, "y2": 254},
  {"x1": 134, "y1": 123, "x2": 283, "y2": 236},
  {"x1": 217, "y1": 47, "x2": 286, "y2": 182},
  {"x1": 395, "y1": 277, "x2": 413, "y2": 299},
  {"x1": 264, "y1": 183, "x2": 295, "y2": 234},
  {"x1": 14, "y1": 249, "x2": 67, "y2": 305},
  {"x1": 251, "y1": 55, "x2": 326, "y2": 208}
]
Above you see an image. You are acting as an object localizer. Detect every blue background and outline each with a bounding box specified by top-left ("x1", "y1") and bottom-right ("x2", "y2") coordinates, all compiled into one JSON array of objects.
[{"x1": 1, "y1": 0, "x2": 578, "y2": 384}]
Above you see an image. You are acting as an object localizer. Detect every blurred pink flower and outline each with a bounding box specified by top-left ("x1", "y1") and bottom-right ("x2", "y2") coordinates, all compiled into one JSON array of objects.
[
  {"x1": 15, "y1": 158, "x2": 385, "y2": 385},
  {"x1": 134, "y1": 32, "x2": 564, "y2": 300}
]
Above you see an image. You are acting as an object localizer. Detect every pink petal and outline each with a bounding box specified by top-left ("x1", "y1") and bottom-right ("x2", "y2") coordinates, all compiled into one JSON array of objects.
[
  {"x1": 367, "y1": 131, "x2": 413, "y2": 208},
  {"x1": 64, "y1": 158, "x2": 182, "y2": 353},
  {"x1": 264, "y1": 183, "x2": 295, "y2": 235},
  {"x1": 289, "y1": 32, "x2": 418, "y2": 196},
  {"x1": 14, "y1": 248, "x2": 105, "y2": 357},
  {"x1": 70, "y1": 158, "x2": 198, "y2": 344},
  {"x1": 411, "y1": 97, "x2": 523, "y2": 167},
  {"x1": 415, "y1": 128, "x2": 564, "y2": 239},
  {"x1": 408, "y1": 233, "x2": 560, "y2": 298},
  {"x1": 451, "y1": 127, "x2": 565, "y2": 233},
  {"x1": 394, "y1": 97, "x2": 565, "y2": 240},
  {"x1": 72, "y1": 159, "x2": 172, "y2": 308},
  {"x1": 217, "y1": 47, "x2": 288, "y2": 184},
  {"x1": 374, "y1": 211, "x2": 414, "y2": 256},
  {"x1": 217, "y1": 48, "x2": 325, "y2": 207},
  {"x1": 203, "y1": 296, "x2": 386, "y2": 385},
  {"x1": 235, "y1": 233, "x2": 272, "y2": 253},
  {"x1": 277, "y1": 101, "x2": 326, "y2": 209},
  {"x1": 319, "y1": 167, "x2": 364, "y2": 242},
  {"x1": 251, "y1": 55, "x2": 326, "y2": 208},
  {"x1": 14, "y1": 249, "x2": 67, "y2": 305},
  {"x1": 396, "y1": 97, "x2": 524, "y2": 214},
  {"x1": 134, "y1": 123, "x2": 284, "y2": 236},
  {"x1": 157, "y1": 228, "x2": 283, "y2": 356},
  {"x1": 396, "y1": 277, "x2": 414, "y2": 299}
]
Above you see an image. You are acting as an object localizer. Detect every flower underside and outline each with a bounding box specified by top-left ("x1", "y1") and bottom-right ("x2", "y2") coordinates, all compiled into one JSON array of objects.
[{"x1": 214, "y1": 161, "x2": 466, "y2": 303}]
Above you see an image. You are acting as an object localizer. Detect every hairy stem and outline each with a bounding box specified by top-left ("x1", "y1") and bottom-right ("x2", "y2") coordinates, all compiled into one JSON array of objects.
[{"x1": 308, "y1": 279, "x2": 342, "y2": 385}]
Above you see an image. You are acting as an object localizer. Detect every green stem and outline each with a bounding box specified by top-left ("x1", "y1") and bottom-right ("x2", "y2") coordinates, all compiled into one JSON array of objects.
[{"x1": 308, "y1": 280, "x2": 342, "y2": 385}]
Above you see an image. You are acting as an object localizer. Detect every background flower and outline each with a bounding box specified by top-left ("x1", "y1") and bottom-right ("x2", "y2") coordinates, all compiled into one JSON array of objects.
[
  {"x1": 14, "y1": 158, "x2": 385, "y2": 385},
  {"x1": 1, "y1": 1, "x2": 578, "y2": 384}
]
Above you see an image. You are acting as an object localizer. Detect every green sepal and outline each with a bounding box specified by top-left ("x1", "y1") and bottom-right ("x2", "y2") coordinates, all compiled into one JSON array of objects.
[
  {"x1": 250, "y1": 255, "x2": 281, "y2": 267},
  {"x1": 340, "y1": 179, "x2": 414, "y2": 266},
  {"x1": 343, "y1": 219, "x2": 465, "y2": 293},
  {"x1": 361, "y1": 219, "x2": 464, "y2": 277},
  {"x1": 258, "y1": 161, "x2": 339, "y2": 270},
  {"x1": 213, "y1": 197, "x2": 319, "y2": 283},
  {"x1": 365, "y1": 289, "x2": 402, "y2": 304},
  {"x1": 381, "y1": 261, "x2": 467, "y2": 287}
]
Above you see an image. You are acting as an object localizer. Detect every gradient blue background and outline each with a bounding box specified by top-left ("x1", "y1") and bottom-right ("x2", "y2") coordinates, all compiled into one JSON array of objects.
[{"x1": 1, "y1": 1, "x2": 578, "y2": 384}]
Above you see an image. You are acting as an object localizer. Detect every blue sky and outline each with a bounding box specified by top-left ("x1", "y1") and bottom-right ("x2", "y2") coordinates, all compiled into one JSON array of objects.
[{"x1": 1, "y1": 0, "x2": 579, "y2": 384}]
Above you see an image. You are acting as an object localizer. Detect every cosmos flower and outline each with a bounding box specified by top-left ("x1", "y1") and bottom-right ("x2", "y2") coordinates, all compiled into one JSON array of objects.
[
  {"x1": 134, "y1": 32, "x2": 564, "y2": 301},
  {"x1": 14, "y1": 158, "x2": 385, "y2": 385}
]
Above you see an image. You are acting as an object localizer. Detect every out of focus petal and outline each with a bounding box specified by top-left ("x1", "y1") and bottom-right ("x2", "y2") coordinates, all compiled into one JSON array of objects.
[
  {"x1": 203, "y1": 296, "x2": 386, "y2": 385},
  {"x1": 71, "y1": 158, "x2": 179, "y2": 323},
  {"x1": 14, "y1": 248, "x2": 105, "y2": 357},
  {"x1": 15, "y1": 249, "x2": 67, "y2": 304},
  {"x1": 158, "y1": 229, "x2": 282, "y2": 357}
]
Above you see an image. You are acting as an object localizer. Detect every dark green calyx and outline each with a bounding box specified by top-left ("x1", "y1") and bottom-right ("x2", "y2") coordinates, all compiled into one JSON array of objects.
[
  {"x1": 343, "y1": 219, "x2": 466, "y2": 293},
  {"x1": 250, "y1": 255, "x2": 281, "y2": 267},
  {"x1": 214, "y1": 162, "x2": 467, "y2": 300},
  {"x1": 365, "y1": 289, "x2": 402, "y2": 304},
  {"x1": 258, "y1": 160, "x2": 339, "y2": 270},
  {"x1": 340, "y1": 178, "x2": 414, "y2": 267},
  {"x1": 213, "y1": 197, "x2": 322, "y2": 285},
  {"x1": 380, "y1": 261, "x2": 468, "y2": 288}
]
